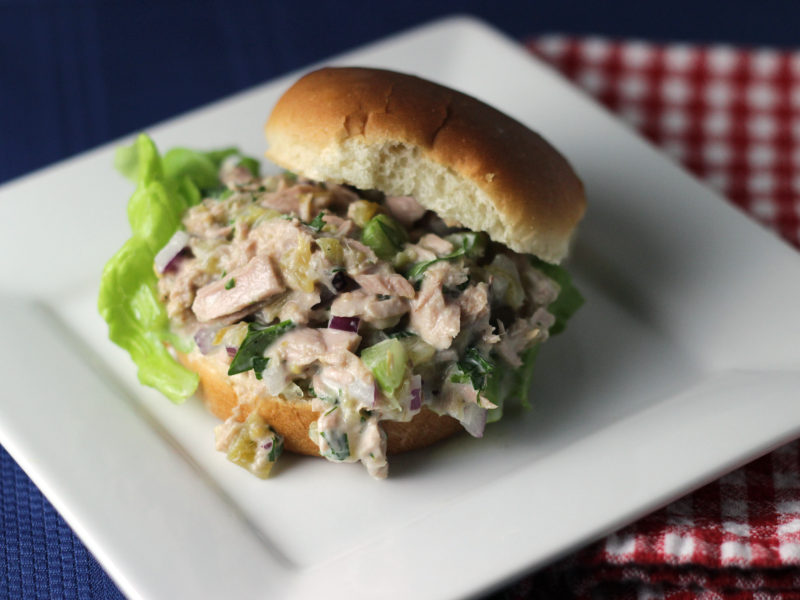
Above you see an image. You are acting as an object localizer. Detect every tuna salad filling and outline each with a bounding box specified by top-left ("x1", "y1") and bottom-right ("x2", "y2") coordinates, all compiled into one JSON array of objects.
[
  {"x1": 99, "y1": 135, "x2": 583, "y2": 481},
  {"x1": 157, "y1": 167, "x2": 567, "y2": 479}
]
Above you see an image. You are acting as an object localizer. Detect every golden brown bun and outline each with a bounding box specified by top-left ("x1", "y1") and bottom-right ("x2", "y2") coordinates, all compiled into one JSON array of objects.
[
  {"x1": 265, "y1": 67, "x2": 586, "y2": 263},
  {"x1": 178, "y1": 350, "x2": 464, "y2": 457}
]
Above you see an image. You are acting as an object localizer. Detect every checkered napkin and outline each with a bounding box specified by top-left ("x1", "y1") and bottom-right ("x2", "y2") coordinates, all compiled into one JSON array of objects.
[{"x1": 500, "y1": 37, "x2": 800, "y2": 599}]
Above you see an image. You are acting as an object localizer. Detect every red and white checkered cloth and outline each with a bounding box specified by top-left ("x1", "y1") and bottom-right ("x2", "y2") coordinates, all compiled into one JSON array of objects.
[{"x1": 500, "y1": 36, "x2": 800, "y2": 599}]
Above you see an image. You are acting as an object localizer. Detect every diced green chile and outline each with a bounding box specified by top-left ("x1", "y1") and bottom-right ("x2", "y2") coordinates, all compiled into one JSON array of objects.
[
  {"x1": 226, "y1": 412, "x2": 283, "y2": 478},
  {"x1": 361, "y1": 215, "x2": 409, "y2": 261},
  {"x1": 360, "y1": 338, "x2": 408, "y2": 396},
  {"x1": 228, "y1": 320, "x2": 295, "y2": 376}
]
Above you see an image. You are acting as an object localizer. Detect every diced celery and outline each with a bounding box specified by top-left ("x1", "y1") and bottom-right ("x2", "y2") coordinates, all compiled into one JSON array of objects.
[
  {"x1": 226, "y1": 412, "x2": 284, "y2": 479},
  {"x1": 398, "y1": 335, "x2": 436, "y2": 366},
  {"x1": 361, "y1": 338, "x2": 408, "y2": 395},
  {"x1": 361, "y1": 215, "x2": 409, "y2": 261}
]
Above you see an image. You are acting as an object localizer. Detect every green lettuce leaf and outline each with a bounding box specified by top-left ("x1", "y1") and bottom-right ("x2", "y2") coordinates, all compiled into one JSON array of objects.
[
  {"x1": 484, "y1": 359, "x2": 518, "y2": 423},
  {"x1": 100, "y1": 135, "x2": 201, "y2": 402},
  {"x1": 163, "y1": 148, "x2": 223, "y2": 191},
  {"x1": 530, "y1": 257, "x2": 585, "y2": 336},
  {"x1": 101, "y1": 135, "x2": 264, "y2": 403},
  {"x1": 162, "y1": 147, "x2": 261, "y2": 193},
  {"x1": 514, "y1": 345, "x2": 541, "y2": 410},
  {"x1": 487, "y1": 260, "x2": 583, "y2": 420},
  {"x1": 99, "y1": 237, "x2": 198, "y2": 401}
]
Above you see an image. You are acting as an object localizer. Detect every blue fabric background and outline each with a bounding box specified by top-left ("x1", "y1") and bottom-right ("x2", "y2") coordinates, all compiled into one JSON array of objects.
[{"x1": 2, "y1": 1, "x2": 799, "y2": 597}]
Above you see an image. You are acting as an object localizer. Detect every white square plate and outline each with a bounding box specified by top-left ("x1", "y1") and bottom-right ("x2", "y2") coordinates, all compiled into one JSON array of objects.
[{"x1": 1, "y1": 15, "x2": 799, "y2": 600}]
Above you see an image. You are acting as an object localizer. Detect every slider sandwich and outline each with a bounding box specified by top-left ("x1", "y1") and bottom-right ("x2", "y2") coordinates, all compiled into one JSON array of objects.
[{"x1": 99, "y1": 67, "x2": 586, "y2": 478}]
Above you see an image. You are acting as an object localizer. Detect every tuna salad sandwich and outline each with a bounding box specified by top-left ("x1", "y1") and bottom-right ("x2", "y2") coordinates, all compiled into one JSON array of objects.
[{"x1": 99, "y1": 67, "x2": 586, "y2": 479}]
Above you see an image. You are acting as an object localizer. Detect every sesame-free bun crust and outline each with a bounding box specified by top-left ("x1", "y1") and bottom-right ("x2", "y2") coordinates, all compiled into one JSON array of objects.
[
  {"x1": 178, "y1": 350, "x2": 464, "y2": 457},
  {"x1": 265, "y1": 67, "x2": 586, "y2": 263}
]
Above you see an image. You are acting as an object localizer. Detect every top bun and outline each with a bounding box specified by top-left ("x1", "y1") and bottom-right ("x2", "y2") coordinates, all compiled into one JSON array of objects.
[{"x1": 265, "y1": 67, "x2": 586, "y2": 263}]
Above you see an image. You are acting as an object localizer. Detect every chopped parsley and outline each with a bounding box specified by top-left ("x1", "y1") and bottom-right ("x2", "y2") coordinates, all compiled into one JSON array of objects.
[
  {"x1": 228, "y1": 320, "x2": 295, "y2": 376},
  {"x1": 387, "y1": 331, "x2": 416, "y2": 339},
  {"x1": 450, "y1": 348, "x2": 495, "y2": 397},
  {"x1": 319, "y1": 430, "x2": 350, "y2": 461},
  {"x1": 267, "y1": 430, "x2": 284, "y2": 462},
  {"x1": 308, "y1": 212, "x2": 326, "y2": 232},
  {"x1": 225, "y1": 278, "x2": 236, "y2": 290},
  {"x1": 252, "y1": 356, "x2": 269, "y2": 380},
  {"x1": 406, "y1": 232, "x2": 486, "y2": 280}
]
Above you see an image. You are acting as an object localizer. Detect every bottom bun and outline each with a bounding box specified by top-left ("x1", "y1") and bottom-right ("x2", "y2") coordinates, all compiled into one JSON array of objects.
[{"x1": 178, "y1": 350, "x2": 464, "y2": 457}]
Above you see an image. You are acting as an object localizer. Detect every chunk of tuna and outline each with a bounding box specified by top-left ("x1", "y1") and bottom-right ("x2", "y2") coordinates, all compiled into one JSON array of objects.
[
  {"x1": 260, "y1": 185, "x2": 330, "y2": 218},
  {"x1": 418, "y1": 234, "x2": 454, "y2": 256},
  {"x1": 385, "y1": 195, "x2": 426, "y2": 227},
  {"x1": 495, "y1": 308, "x2": 555, "y2": 367},
  {"x1": 408, "y1": 262, "x2": 461, "y2": 350},
  {"x1": 457, "y1": 283, "x2": 490, "y2": 328},
  {"x1": 331, "y1": 290, "x2": 410, "y2": 326},
  {"x1": 279, "y1": 290, "x2": 321, "y2": 325},
  {"x1": 192, "y1": 254, "x2": 284, "y2": 322},
  {"x1": 352, "y1": 273, "x2": 415, "y2": 298}
]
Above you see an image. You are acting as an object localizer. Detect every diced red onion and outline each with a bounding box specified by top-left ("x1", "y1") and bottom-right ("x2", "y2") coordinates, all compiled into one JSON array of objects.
[
  {"x1": 348, "y1": 379, "x2": 376, "y2": 408},
  {"x1": 329, "y1": 316, "x2": 360, "y2": 333},
  {"x1": 194, "y1": 327, "x2": 220, "y2": 355},
  {"x1": 459, "y1": 403, "x2": 488, "y2": 438},
  {"x1": 410, "y1": 375, "x2": 422, "y2": 411},
  {"x1": 226, "y1": 346, "x2": 237, "y2": 357},
  {"x1": 155, "y1": 230, "x2": 190, "y2": 273},
  {"x1": 261, "y1": 439, "x2": 273, "y2": 451}
]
